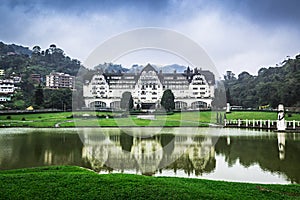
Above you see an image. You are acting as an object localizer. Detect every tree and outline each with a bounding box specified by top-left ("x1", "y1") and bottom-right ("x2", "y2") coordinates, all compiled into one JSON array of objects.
[
  {"x1": 238, "y1": 71, "x2": 251, "y2": 81},
  {"x1": 34, "y1": 84, "x2": 44, "y2": 107},
  {"x1": 186, "y1": 66, "x2": 191, "y2": 74},
  {"x1": 43, "y1": 88, "x2": 73, "y2": 110},
  {"x1": 161, "y1": 89, "x2": 175, "y2": 112},
  {"x1": 32, "y1": 45, "x2": 41, "y2": 55},
  {"x1": 120, "y1": 92, "x2": 133, "y2": 111},
  {"x1": 224, "y1": 71, "x2": 236, "y2": 80},
  {"x1": 13, "y1": 100, "x2": 25, "y2": 110},
  {"x1": 226, "y1": 88, "x2": 231, "y2": 104}
]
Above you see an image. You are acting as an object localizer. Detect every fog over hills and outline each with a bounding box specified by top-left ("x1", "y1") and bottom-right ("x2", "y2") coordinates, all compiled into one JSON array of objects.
[
  {"x1": 0, "y1": 41, "x2": 190, "y2": 74},
  {"x1": 96, "y1": 63, "x2": 188, "y2": 74}
]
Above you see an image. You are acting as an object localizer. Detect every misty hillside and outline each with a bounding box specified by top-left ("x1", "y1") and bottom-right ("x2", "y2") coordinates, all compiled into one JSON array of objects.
[
  {"x1": 98, "y1": 63, "x2": 188, "y2": 74},
  {"x1": 224, "y1": 54, "x2": 300, "y2": 108},
  {"x1": 0, "y1": 42, "x2": 32, "y2": 56}
]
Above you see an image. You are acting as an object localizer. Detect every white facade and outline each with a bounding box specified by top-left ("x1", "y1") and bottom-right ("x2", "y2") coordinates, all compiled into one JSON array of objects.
[
  {"x1": 83, "y1": 64, "x2": 215, "y2": 110},
  {"x1": 46, "y1": 72, "x2": 75, "y2": 89},
  {"x1": 0, "y1": 79, "x2": 15, "y2": 94},
  {"x1": 0, "y1": 79, "x2": 15, "y2": 102},
  {"x1": 0, "y1": 96, "x2": 11, "y2": 102}
]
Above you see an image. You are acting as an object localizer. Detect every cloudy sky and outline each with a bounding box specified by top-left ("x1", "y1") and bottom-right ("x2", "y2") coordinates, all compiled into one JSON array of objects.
[{"x1": 1, "y1": 0, "x2": 299, "y2": 76}]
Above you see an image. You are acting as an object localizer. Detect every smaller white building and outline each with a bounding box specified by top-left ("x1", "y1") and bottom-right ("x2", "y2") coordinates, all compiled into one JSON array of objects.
[
  {"x1": 0, "y1": 96, "x2": 12, "y2": 102},
  {"x1": 0, "y1": 79, "x2": 15, "y2": 94},
  {"x1": 46, "y1": 72, "x2": 75, "y2": 89},
  {"x1": 0, "y1": 79, "x2": 15, "y2": 102}
]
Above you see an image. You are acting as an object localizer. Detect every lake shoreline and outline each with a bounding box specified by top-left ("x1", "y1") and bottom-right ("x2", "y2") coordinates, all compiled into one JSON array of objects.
[
  {"x1": 0, "y1": 125, "x2": 215, "y2": 128},
  {"x1": 1, "y1": 110, "x2": 299, "y2": 130}
]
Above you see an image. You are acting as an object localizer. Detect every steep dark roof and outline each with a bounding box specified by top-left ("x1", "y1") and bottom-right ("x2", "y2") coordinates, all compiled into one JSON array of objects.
[
  {"x1": 198, "y1": 70, "x2": 215, "y2": 85},
  {"x1": 99, "y1": 64, "x2": 215, "y2": 85},
  {"x1": 141, "y1": 64, "x2": 158, "y2": 73}
]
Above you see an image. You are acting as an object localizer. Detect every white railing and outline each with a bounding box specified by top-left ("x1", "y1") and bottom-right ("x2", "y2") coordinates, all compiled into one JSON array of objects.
[{"x1": 224, "y1": 119, "x2": 300, "y2": 130}]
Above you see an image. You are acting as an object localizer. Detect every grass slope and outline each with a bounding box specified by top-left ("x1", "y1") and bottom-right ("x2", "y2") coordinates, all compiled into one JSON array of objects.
[{"x1": 0, "y1": 166, "x2": 299, "y2": 200}]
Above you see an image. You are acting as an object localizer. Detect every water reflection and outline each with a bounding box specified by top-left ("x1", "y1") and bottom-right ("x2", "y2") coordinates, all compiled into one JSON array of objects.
[
  {"x1": 215, "y1": 132, "x2": 300, "y2": 183},
  {"x1": 277, "y1": 132, "x2": 285, "y2": 160},
  {"x1": 0, "y1": 129, "x2": 87, "y2": 170},
  {"x1": 79, "y1": 128, "x2": 217, "y2": 175},
  {"x1": 0, "y1": 128, "x2": 299, "y2": 184}
]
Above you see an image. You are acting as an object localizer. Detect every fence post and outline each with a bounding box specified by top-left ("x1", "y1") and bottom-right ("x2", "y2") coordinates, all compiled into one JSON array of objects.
[
  {"x1": 293, "y1": 120, "x2": 296, "y2": 129},
  {"x1": 268, "y1": 120, "x2": 270, "y2": 129},
  {"x1": 260, "y1": 119, "x2": 262, "y2": 128},
  {"x1": 238, "y1": 119, "x2": 241, "y2": 127},
  {"x1": 246, "y1": 119, "x2": 248, "y2": 127},
  {"x1": 253, "y1": 119, "x2": 255, "y2": 127}
]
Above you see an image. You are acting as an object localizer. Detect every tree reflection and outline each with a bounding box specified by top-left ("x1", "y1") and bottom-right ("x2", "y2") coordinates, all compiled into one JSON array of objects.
[{"x1": 215, "y1": 134, "x2": 300, "y2": 183}]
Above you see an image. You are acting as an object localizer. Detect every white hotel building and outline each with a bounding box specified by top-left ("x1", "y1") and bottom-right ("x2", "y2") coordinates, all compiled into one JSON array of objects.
[{"x1": 83, "y1": 64, "x2": 215, "y2": 110}]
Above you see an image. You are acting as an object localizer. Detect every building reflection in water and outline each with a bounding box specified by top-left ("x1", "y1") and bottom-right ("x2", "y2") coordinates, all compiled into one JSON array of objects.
[{"x1": 79, "y1": 128, "x2": 216, "y2": 176}]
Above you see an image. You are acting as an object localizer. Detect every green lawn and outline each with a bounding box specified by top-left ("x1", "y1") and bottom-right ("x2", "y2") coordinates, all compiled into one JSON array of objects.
[
  {"x1": 226, "y1": 111, "x2": 300, "y2": 121},
  {"x1": 0, "y1": 166, "x2": 299, "y2": 200},
  {"x1": 0, "y1": 111, "x2": 219, "y2": 127},
  {"x1": 0, "y1": 111, "x2": 299, "y2": 128}
]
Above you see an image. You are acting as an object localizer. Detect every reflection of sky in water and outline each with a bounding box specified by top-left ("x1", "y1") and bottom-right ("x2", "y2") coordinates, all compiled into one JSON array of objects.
[
  {"x1": 156, "y1": 155, "x2": 290, "y2": 184},
  {"x1": 100, "y1": 154, "x2": 290, "y2": 184}
]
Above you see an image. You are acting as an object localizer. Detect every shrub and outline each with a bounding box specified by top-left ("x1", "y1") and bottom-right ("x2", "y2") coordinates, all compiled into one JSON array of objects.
[
  {"x1": 67, "y1": 115, "x2": 74, "y2": 119},
  {"x1": 6, "y1": 116, "x2": 11, "y2": 120}
]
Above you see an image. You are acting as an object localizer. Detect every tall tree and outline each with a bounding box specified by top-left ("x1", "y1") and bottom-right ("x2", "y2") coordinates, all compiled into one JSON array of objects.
[
  {"x1": 43, "y1": 88, "x2": 73, "y2": 110},
  {"x1": 225, "y1": 88, "x2": 231, "y2": 104},
  {"x1": 34, "y1": 84, "x2": 44, "y2": 107},
  {"x1": 120, "y1": 92, "x2": 133, "y2": 111},
  {"x1": 161, "y1": 89, "x2": 175, "y2": 112},
  {"x1": 32, "y1": 45, "x2": 41, "y2": 55}
]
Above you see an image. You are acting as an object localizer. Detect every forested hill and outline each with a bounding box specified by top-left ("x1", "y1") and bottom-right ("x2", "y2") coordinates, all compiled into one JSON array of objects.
[
  {"x1": 0, "y1": 42, "x2": 32, "y2": 56},
  {"x1": 0, "y1": 42, "x2": 82, "y2": 78},
  {"x1": 0, "y1": 42, "x2": 83, "y2": 110},
  {"x1": 224, "y1": 54, "x2": 300, "y2": 108}
]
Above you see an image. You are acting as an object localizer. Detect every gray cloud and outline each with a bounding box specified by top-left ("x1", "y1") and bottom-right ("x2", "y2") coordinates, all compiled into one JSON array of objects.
[
  {"x1": 0, "y1": 0, "x2": 299, "y2": 76},
  {"x1": 222, "y1": 0, "x2": 300, "y2": 26}
]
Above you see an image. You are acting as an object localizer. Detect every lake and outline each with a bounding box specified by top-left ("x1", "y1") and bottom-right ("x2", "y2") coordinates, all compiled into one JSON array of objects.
[{"x1": 0, "y1": 127, "x2": 299, "y2": 184}]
